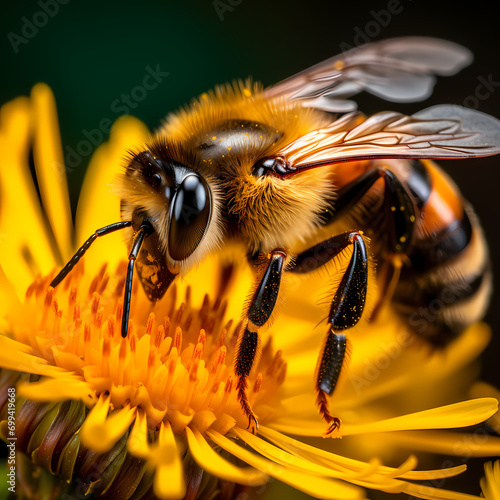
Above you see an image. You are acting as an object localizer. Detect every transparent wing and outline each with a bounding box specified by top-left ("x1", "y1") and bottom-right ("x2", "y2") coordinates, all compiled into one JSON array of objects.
[
  {"x1": 264, "y1": 37, "x2": 473, "y2": 112},
  {"x1": 279, "y1": 105, "x2": 500, "y2": 174}
]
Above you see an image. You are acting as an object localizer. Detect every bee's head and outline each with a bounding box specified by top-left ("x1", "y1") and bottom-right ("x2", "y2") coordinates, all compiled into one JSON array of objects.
[{"x1": 120, "y1": 142, "x2": 222, "y2": 274}]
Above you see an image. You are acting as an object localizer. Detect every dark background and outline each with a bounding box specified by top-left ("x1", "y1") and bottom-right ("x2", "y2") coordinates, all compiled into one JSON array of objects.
[{"x1": 1, "y1": 0, "x2": 499, "y2": 498}]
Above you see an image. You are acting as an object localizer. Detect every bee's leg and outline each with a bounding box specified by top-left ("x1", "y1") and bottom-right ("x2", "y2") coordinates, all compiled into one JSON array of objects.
[
  {"x1": 291, "y1": 232, "x2": 368, "y2": 435},
  {"x1": 332, "y1": 168, "x2": 416, "y2": 250},
  {"x1": 50, "y1": 221, "x2": 133, "y2": 288},
  {"x1": 235, "y1": 249, "x2": 287, "y2": 434},
  {"x1": 121, "y1": 220, "x2": 154, "y2": 338},
  {"x1": 316, "y1": 330, "x2": 347, "y2": 436},
  {"x1": 50, "y1": 219, "x2": 155, "y2": 338},
  {"x1": 330, "y1": 167, "x2": 416, "y2": 318}
]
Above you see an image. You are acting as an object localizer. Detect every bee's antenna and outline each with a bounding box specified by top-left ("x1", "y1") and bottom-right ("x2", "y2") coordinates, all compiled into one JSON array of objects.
[
  {"x1": 50, "y1": 221, "x2": 133, "y2": 288},
  {"x1": 121, "y1": 219, "x2": 154, "y2": 338}
]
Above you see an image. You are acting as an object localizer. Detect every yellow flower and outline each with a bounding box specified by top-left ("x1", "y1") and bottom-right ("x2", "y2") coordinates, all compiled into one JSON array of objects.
[
  {"x1": 481, "y1": 461, "x2": 500, "y2": 500},
  {"x1": 1, "y1": 84, "x2": 500, "y2": 500}
]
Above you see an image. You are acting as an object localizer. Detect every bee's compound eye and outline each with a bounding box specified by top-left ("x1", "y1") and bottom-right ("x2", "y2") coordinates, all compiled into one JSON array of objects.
[{"x1": 168, "y1": 174, "x2": 212, "y2": 261}]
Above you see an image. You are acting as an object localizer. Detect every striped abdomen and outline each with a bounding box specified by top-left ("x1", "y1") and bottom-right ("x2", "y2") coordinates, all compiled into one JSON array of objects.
[{"x1": 393, "y1": 159, "x2": 492, "y2": 346}]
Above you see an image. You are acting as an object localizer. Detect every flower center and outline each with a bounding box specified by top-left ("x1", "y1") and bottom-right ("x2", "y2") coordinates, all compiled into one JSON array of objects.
[{"x1": 15, "y1": 261, "x2": 287, "y2": 431}]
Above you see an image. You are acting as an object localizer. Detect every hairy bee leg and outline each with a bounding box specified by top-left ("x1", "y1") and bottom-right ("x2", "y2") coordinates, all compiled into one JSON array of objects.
[
  {"x1": 50, "y1": 221, "x2": 132, "y2": 288},
  {"x1": 333, "y1": 167, "x2": 416, "y2": 254},
  {"x1": 316, "y1": 330, "x2": 346, "y2": 435},
  {"x1": 291, "y1": 232, "x2": 368, "y2": 435},
  {"x1": 235, "y1": 326, "x2": 259, "y2": 433},
  {"x1": 235, "y1": 249, "x2": 286, "y2": 434},
  {"x1": 330, "y1": 167, "x2": 416, "y2": 318}
]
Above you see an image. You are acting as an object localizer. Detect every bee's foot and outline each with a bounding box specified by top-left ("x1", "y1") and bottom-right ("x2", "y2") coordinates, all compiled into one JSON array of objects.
[
  {"x1": 323, "y1": 417, "x2": 342, "y2": 438},
  {"x1": 317, "y1": 389, "x2": 342, "y2": 438},
  {"x1": 247, "y1": 413, "x2": 259, "y2": 435}
]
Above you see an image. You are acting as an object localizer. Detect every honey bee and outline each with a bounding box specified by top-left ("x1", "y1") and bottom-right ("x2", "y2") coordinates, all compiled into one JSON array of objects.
[{"x1": 51, "y1": 37, "x2": 500, "y2": 435}]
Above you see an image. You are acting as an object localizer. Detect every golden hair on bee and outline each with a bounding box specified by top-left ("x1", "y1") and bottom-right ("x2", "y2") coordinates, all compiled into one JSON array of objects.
[
  {"x1": 158, "y1": 80, "x2": 338, "y2": 253},
  {"x1": 119, "y1": 138, "x2": 224, "y2": 274},
  {"x1": 49, "y1": 37, "x2": 500, "y2": 435},
  {"x1": 160, "y1": 79, "x2": 329, "y2": 143}
]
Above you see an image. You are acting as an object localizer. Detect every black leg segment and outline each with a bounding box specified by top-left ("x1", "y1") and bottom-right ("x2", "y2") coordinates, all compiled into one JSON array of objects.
[
  {"x1": 316, "y1": 330, "x2": 347, "y2": 435},
  {"x1": 292, "y1": 231, "x2": 368, "y2": 329},
  {"x1": 317, "y1": 331, "x2": 348, "y2": 396},
  {"x1": 330, "y1": 167, "x2": 416, "y2": 254},
  {"x1": 248, "y1": 250, "x2": 286, "y2": 327},
  {"x1": 234, "y1": 249, "x2": 286, "y2": 433},
  {"x1": 292, "y1": 231, "x2": 368, "y2": 436},
  {"x1": 329, "y1": 232, "x2": 368, "y2": 330},
  {"x1": 234, "y1": 327, "x2": 259, "y2": 430},
  {"x1": 330, "y1": 166, "x2": 417, "y2": 320},
  {"x1": 121, "y1": 220, "x2": 154, "y2": 338},
  {"x1": 50, "y1": 221, "x2": 132, "y2": 288}
]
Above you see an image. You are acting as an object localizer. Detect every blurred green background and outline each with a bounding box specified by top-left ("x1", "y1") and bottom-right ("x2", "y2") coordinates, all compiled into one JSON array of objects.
[{"x1": 1, "y1": 0, "x2": 500, "y2": 498}]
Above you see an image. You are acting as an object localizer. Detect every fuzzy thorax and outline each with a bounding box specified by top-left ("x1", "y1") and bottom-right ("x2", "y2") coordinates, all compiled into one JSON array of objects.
[
  {"x1": 158, "y1": 80, "x2": 336, "y2": 253},
  {"x1": 225, "y1": 167, "x2": 335, "y2": 252}
]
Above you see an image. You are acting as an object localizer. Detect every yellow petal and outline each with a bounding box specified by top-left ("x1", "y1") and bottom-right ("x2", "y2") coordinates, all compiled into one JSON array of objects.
[
  {"x1": 150, "y1": 421, "x2": 186, "y2": 500},
  {"x1": 0, "y1": 97, "x2": 57, "y2": 294},
  {"x1": 402, "y1": 483, "x2": 482, "y2": 500},
  {"x1": 234, "y1": 427, "x2": 369, "y2": 481},
  {"x1": 186, "y1": 426, "x2": 268, "y2": 486},
  {"x1": 0, "y1": 335, "x2": 64, "y2": 376},
  {"x1": 341, "y1": 398, "x2": 499, "y2": 435},
  {"x1": 80, "y1": 394, "x2": 136, "y2": 453},
  {"x1": 232, "y1": 428, "x2": 408, "y2": 492},
  {"x1": 271, "y1": 398, "x2": 498, "y2": 436},
  {"x1": 481, "y1": 461, "x2": 500, "y2": 500},
  {"x1": 127, "y1": 409, "x2": 150, "y2": 459},
  {"x1": 260, "y1": 426, "x2": 467, "y2": 481},
  {"x1": 17, "y1": 377, "x2": 95, "y2": 406},
  {"x1": 206, "y1": 429, "x2": 365, "y2": 499},
  {"x1": 0, "y1": 265, "x2": 22, "y2": 320},
  {"x1": 31, "y1": 83, "x2": 73, "y2": 260},
  {"x1": 471, "y1": 382, "x2": 500, "y2": 434},
  {"x1": 75, "y1": 116, "x2": 149, "y2": 270},
  {"x1": 381, "y1": 430, "x2": 500, "y2": 457}
]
